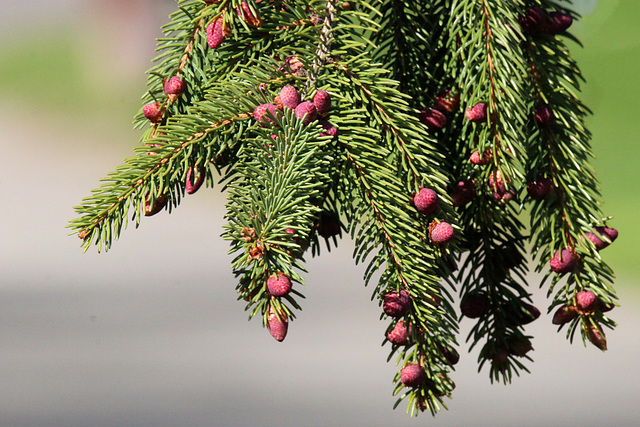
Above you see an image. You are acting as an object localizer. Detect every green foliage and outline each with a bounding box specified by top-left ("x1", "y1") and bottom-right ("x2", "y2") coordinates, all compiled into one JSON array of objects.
[{"x1": 69, "y1": 0, "x2": 619, "y2": 417}]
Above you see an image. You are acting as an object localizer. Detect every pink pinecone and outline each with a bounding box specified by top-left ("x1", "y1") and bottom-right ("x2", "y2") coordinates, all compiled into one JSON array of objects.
[
  {"x1": 535, "y1": 104, "x2": 554, "y2": 126},
  {"x1": 164, "y1": 76, "x2": 185, "y2": 95},
  {"x1": 237, "y1": 1, "x2": 261, "y2": 27},
  {"x1": 253, "y1": 103, "x2": 279, "y2": 125},
  {"x1": 143, "y1": 102, "x2": 163, "y2": 123},
  {"x1": 547, "y1": 11, "x2": 573, "y2": 35},
  {"x1": 465, "y1": 102, "x2": 487, "y2": 123},
  {"x1": 418, "y1": 109, "x2": 447, "y2": 131},
  {"x1": 576, "y1": 290, "x2": 597, "y2": 312},
  {"x1": 519, "y1": 7, "x2": 548, "y2": 33},
  {"x1": 279, "y1": 85, "x2": 301, "y2": 109},
  {"x1": 313, "y1": 90, "x2": 331, "y2": 116},
  {"x1": 207, "y1": 17, "x2": 226, "y2": 49},
  {"x1": 412, "y1": 188, "x2": 439, "y2": 215},
  {"x1": 552, "y1": 304, "x2": 578, "y2": 325},
  {"x1": 586, "y1": 226, "x2": 618, "y2": 250},
  {"x1": 186, "y1": 166, "x2": 205, "y2": 195},
  {"x1": 267, "y1": 308, "x2": 288, "y2": 342},
  {"x1": 526, "y1": 174, "x2": 553, "y2": 200},
  {"x1": 400, "y1": 364, "x2": 427, "y2": 388},
  {"x1": 294, "y1": 101, "x2": 318, "y2": 125},
  {"x1": 318, "y1": 119, "x2": 338, "y2": 137},
  {"x1": 383, "y1": 290, "x2": 411, "y2": 317},
  {"x1": 449, "y1": 180, "x2": 476, "y2": 207},
  {"x1": 460, "y1": 293, "x2": 490, "y2": 318},
  {"x1": 387, "y1": 321, "x2": 412, "y2": 346},
  {"x1": 429, "y1": 221, "x2": 454, "y2": 244},
  {"x1": 550, "y1": 248, "x2": 578, "y2": 274},
  {"x1": 266, "y1": 273, "x2": 292, "y2": 297},
  {"x1": 470, "y1": 150, "x2": 492, "y2": 165}
]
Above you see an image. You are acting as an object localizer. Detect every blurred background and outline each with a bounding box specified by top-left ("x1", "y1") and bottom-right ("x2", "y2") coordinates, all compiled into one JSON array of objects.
[{"x1": 0, "y1": 1, "x2": 638, "y2": 426}]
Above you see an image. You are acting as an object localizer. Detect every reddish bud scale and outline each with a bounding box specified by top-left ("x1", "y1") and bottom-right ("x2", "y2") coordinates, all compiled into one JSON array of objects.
[
  {"x1": 550, "y1": 248, "x2": 578, "y2": 274},
  {"x1": 412, "y1": 188, "x2": 439, "y2": 215},
  {"x1": 418, "y1": 109, "x2": 447, "y2": 131},
  {"x1": 206, "y1": 18, "x2": 227, "y2": 49},
  {"x1": 267, "y1": 308, "x2": 288, "y2": 342},
  {"x1": 313, "y1": 90, "x2": 331, "y2": 116},
  {"x1": 429, "y1": 221, "x2": 455, "y2": 244},
  {"x1": 465, "y1": 102, "x2": 487, "y2": 123},
  {"x1": 143, "y1": 102, "x2": 163, "y2": 123},
  {"x1": 400, "y1": 364, "x2": 427, "y2": 388},
  {"x1": 279, "y1": 85, "x2": 301, "y2": 109},
  {"x1": 383, "y1": 290, "x2": 411, "y2": 317},
  {"x1": 186, "y1": 166, "x2": 206, "y2": 194},
  {"x1": 266, "y1": 273, "x2": 292, "y2": 297}
]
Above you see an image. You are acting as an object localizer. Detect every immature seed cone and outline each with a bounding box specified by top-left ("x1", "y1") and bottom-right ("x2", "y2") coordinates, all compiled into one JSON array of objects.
[
  {"x1": 237, "y1": 1, "x2": 261, "y2": 27},
  {"x1": 547, "y1": 11, "x2": 573, "y2": 35},
  {"x1": 186, "y1": 166, "x2": 205, "y2": 194},
  {"x1": 206, "y1": 17, "x2": 227, "y2": 49},
  {"x1": 429, "y1": 221, "x2": 455, "y2": 244},
  {"x1": 534, "y1": 104, "x2": 555, "y2": 126},
  {"x1": 586, "y1": 324, "x2": 607, "y2": 351},
  {"x1": 318, "y1": 119, "x2": 338, "y2": 137},
  {"x1": 279, "y1": 85, "x2": 301, "y2": 109},
  {"x1": 527, "y1": 174, "x2": 553, "y2": 200},
  {"x1": 576, "y1": 290, "x2": 598, "y2": 313},
  {"x1": 383, "y1": 290, "x2": 411, "y2": 317},
  {"x1": 418, "y1": 108, "x2": 447, "y2": 131},
  {"x1": 144, "y1": 194, "x2": 168, "y2": 217},
  {"x1": 317, "y1": 212, "x2": 341, "y2": 238},
  {"x1": 515, "y1": 302, "x2": 541, "y2": 325},
  {"x1": 253, "y1": 103, "x2": 279, "y2": 125},
  {"x1": 266, "y1": 273, "x2": 292, "y2": 297},
  {"x1": 412, "y1": 188, "x2": 439, "y2": 215},
  {"x1": 438, "y1": 344, "x2": 460, "y2": 365},
  {"x1": 586, "y1": 226, "x2": 618, "y2": 250},
  {"x1": 552, "y1": 304, "x2": 578, "y2": 325},
  {"x1": 460, "y1": 293, "x2": 490, "y2": 319},
  {"x1": 465, "y1": 102, "x2": 487, "y2": 123},
  {"x1": 449, "y1": 180, "x2": 476, "y2": 206},
  {"x1": 433, "y1": 89, "x2": 459, "y2": 113},
  {"x1": 294, "y1": 101, "x2": 318, "y2": 125},
  {"x1": 387, "y1": 321, "x2": 412, "y2": 346},
  {"x1": 143, "y1": 102, "x2": 163, "y2": 123},
  {"x1": 469, "y1": 150, "x2": 492, "y2": 165},
  {"x1": 313, "y1": 90, "x2": 331, "y2": 116},
  {"x1": 519, "y1": 7, "x2": 548, "y2": 33},
  {"x1": 506, "y1": 336, "x2": 533, "y2": 357},
  {"x1": 400, "y1": 364, "x2": 427, "y2": 388},
  {"x1": 550, "y1": 248, "x2": 578, "y2": 274},
  {"x1": 267, "y1": 307, "x2": 288, "y2": 342},
  {"x1": 164, "y1": 76, "x2": 185, "y2": 96}
]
